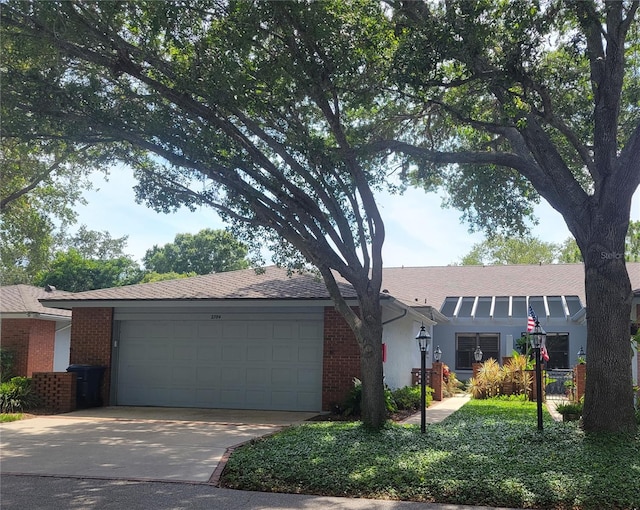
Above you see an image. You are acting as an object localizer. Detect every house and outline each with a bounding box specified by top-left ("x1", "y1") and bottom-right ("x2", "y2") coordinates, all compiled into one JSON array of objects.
[
  {"x1": 39, "y1": 263, "x2": 640, "y2": 413},
  {"x1": 38, "y1": 267, "x2": 435, "y2": 412},
  {"x1": 0, "y1": 285, "x2": 72, "y2": 376}
]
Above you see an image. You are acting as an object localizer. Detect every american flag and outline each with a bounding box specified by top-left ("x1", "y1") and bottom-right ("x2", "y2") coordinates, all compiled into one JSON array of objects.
[{"x1": 527, "y1": 305, "x2": 537, "y2": 332}]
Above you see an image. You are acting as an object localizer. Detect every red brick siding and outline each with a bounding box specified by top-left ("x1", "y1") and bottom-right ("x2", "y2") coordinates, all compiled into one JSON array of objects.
[
  {"x1": 70, "y1": 307, "x2": 113, "y2": 406},
  {"x1": 26, "y1": 320, "x2": 55, "y2": 375},
  {"x1": 1, "y1": 319, "x2": 30, "y2": 376},
  {"x1": 33, "y1": 372, "x2": 77, "y2": 413},
  {"x1": 322, "y1": 307, "x2": 361, "y2": 411},
  {"x1": 0, "y1": 319, "x2": 54, "y2": 376}
]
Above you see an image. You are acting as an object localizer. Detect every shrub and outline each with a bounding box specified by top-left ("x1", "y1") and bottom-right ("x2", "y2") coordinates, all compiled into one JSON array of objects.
[
  {"x1": 470, "y1": 354, "x2": 533, "y2": 399},
  {"x1": 392, "y1": 384, "x2": 434, "y2": 410},
  {"x1": 0, "y1": 377, "x2": 40, "y2": 413},
  {"x1": 502, "y1": 352, "x2": 533, "y2": 396},
  {"x1": 555, "y1": 401, "x2": 583, "y2": 416},
  {"x1": 443, "y1": 368, "x2": 464, "y2": 397},
  {"x1": 341, "y1": 378, "x2": 397, "y2": 417}
]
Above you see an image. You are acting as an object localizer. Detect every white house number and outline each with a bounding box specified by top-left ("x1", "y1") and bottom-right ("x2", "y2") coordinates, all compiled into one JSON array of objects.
[{"x1": 210, "y1": 314, "x2": 222, "y2": 320}]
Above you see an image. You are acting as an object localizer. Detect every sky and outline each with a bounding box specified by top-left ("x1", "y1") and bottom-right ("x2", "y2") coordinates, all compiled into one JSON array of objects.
[{"x1": 72, "y1": 163, "x2": 640, "y2": 268}]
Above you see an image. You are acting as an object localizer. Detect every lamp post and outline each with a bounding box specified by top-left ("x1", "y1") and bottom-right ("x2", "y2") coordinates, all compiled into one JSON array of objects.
[
  {"x1": 530, "y1": 320, "x2": 546, "y2": 431},
  {"x1": 416, "y1": 323, "x2": 431, "y2": 433}
]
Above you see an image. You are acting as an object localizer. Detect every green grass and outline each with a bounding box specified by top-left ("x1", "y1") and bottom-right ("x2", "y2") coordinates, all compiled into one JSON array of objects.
[
  {"x1": 221, "y1": 399, "x2": 640, "y2": 509},
  {"x1": 0, "y1": 413, "x2": 24, "y2": 422}
]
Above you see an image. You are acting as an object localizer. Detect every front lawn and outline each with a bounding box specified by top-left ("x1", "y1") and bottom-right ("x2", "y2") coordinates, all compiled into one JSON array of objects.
[
  {"x1": 220, "y1": 399, "x2": 640, "y2": 509},
  {"x1": 0, "y1": 413, "x2": 24, "y2": 423}
]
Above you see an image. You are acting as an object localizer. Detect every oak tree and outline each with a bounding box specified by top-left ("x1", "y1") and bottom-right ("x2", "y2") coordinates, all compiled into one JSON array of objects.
[
  {"x1": 1, "y1": 0, "x2": 398, "y2": 428},
  {"x1": 389, "y1": 0, "x2": 640, "y2": 432}
]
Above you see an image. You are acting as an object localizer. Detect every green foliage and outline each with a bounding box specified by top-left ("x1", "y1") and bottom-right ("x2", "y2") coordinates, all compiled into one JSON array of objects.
[
  {"x1": 341, "y1": 378, "x2": 398, "y2": 417},
  {"x1": 391, "y1": 385, "x2": 434, "y2": 411},
  {"x1": 442, "y1": 366, "x2": 464, "y2": 397},
  {"x1": 34, "y1": 248, "x2": 142, "y2": 292},
  {"x1": 0, "y1": 413, "x2": 24, "y2": 422},
  {"x1": 143, "y1": 229, "x2": 249, "y2": 275},
  {"x1": 59, "y1": 225, "x2": 130, "y2": 259},
  {"x1": 556, "y1": 401, "x2": 584, "y2": 416},
  {"x1": 0, "y1": 349, "x2": 16, "y2": 383},
  {"x1": 459, "y1": 235, "x2": 560, "y2": 265},
  {"x1": 0, "y1": 377, "x2": 39, "y2": 413},
  {"x1": 221, "y1": 399, "x2": 640, "y2": 509},
  {"x1": 138, "y1": 271, "x2": 196, "y2": 283},
  {"x1": 469, "y1": 355, "x2": 531, "y2": 399},
  {"x1": 0, "y1": 137, "x2": 112, "y2": 284}
]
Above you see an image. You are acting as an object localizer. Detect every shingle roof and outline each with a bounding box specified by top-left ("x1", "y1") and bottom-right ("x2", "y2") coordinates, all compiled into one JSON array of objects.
[
  {"x1": 37, "y1": 263, "x2": 640, "y2": 312},
  {"x1": 380, "y1": 262, "x2": 640, "y2": 309},
  {"x1": 39, "y1": 266, "x2": 358, "y2": 303},
  {"x1": 0, "y1": 285, "x2": 72, "y2": 318}
]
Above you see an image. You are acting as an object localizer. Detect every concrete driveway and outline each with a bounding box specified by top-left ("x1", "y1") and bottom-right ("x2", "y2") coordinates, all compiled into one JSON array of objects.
[{"x1": 0, "y1": 407, "x2": 316, "y2": 483}]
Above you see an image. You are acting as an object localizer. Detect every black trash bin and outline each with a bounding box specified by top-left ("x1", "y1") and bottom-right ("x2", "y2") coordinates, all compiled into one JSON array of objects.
[{"x1": 66, "y1": 365, "x2": 106, "y2": 408}]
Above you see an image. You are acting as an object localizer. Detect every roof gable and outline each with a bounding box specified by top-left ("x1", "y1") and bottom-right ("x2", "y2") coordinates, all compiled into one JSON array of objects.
[{"x1": 0, "y1": 285, "x2": 72, "y2": 318}]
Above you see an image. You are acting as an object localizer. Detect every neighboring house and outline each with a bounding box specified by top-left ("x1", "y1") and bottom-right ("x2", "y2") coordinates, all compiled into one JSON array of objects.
[
  {"x1": 0, "y1": 285, "x2": 72, "y2": 376},
  {"x1": 39, "y1": 263, "x2": 640, "y2": 413}
]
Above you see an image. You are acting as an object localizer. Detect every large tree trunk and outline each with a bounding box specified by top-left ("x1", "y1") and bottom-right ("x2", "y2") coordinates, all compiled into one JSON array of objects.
[
  {"x1": 579, "y1": 214, "x2": 637, "y2": 434},
  {"x1": 357, "y1": 291, "x2": 386, "y2": 429}
]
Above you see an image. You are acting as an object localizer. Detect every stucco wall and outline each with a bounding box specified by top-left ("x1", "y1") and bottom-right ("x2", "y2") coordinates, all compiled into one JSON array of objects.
[
  {"x1": 382, "y1": 318, "x2": 430, "y2": 389},
  {"x1": 53, "y1": 323, "x2": 71, "y2": 372},
  {"x1": 432, "y1": 320, "x2": 588, "y2": 380}
]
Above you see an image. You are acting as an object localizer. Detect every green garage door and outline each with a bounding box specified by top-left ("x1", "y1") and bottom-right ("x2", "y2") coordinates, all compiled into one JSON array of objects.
[{"x1": 114, "y1": 317, "x2": 323, "y2": 411}]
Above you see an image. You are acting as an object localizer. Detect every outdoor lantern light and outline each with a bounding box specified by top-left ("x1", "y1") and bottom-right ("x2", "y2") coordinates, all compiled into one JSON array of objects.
[
  {"x1": 577, "y1": 346, "x2": 586, "y2": 360},
  {"x1": 416, "y1": 323, "x2": 431, "y2": 433},
  {"x1": 530, "y1": 320, "x2": 546, "y2": 431},
  {"x1": 416, "y1": 324, "x2": 431, "y2": 353},
  {"x1": 434, "y1": 345, "x2": 442, "y2": 362},
  {"x1": 473, "y1": 346, "x2": 483, "y2": 363}
]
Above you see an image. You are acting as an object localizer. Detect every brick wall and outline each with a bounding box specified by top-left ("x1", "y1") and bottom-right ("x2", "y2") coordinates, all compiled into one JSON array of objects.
[
  {"x1": 32, "y1": 372, "x2": 77, "y2": 414},
  {"x1": 70, "y1": 307, "x2": 113, "y2": 406},
  {"x1": 322, "y1": 307, "x2": 361, "y2": 411},
  {"x1": 26, "y1": 320, "x2": 55, "y2": 375},
  {"x1": 0, "y1": 319, "x2": 55, "y2": 376},
  {"x1": 1, "y1": 319, "x2": 30, "y2": 376}
]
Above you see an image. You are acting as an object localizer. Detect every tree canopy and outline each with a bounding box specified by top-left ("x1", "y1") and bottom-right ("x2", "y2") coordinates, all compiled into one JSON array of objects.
[
  {"x1": 1, "y1": 0, "x2": 400, "y2": 428},
  {"x1": 0, "y1": 139, "x2": 101, "y2": 284},
  {"x1": 143, "y1": 229, "x2": 249, "y2": 275},
  {"x1": 459, "y1": 236, "x2": 559, "y2": 266},
  {"x1": 386, "y1": 0, "x2": 639, "y2": 433},
  {"x1": 460, "y1": 221, "x2": 640, "y2": 265},
  {"x1": 34, "y1": 248, "x2": 142, "y2": 292}
]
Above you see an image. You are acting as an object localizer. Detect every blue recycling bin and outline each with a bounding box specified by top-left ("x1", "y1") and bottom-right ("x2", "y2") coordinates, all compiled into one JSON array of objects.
[{"x1": 66, "y1": 364, "x2": 106, "y2": 408}]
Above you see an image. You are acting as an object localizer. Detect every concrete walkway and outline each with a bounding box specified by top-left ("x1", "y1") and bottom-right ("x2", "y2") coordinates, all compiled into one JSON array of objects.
[{"x1": 401, "y1": 393, "x2": 471, "y2": 425}]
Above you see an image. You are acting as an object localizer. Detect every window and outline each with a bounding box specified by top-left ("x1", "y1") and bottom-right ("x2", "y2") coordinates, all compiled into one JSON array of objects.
[
  {"x1": 456, "y1": 333, "x2": 500, "y2": 370},
  {"x1": 545, "y1": 333, "x2": 569, "y2": 369}
]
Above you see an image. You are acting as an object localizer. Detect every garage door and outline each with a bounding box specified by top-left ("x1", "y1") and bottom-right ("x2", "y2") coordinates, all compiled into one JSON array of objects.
[{"x1": 114, "y1": 317, "x2": 323, "y2": 411}]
